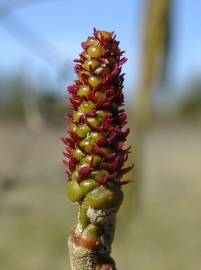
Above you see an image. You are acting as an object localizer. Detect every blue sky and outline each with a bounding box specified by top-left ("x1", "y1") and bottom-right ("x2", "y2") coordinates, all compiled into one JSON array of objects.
[{"x1": 0, "y1": 0, "x2": 201, "y2": 99}]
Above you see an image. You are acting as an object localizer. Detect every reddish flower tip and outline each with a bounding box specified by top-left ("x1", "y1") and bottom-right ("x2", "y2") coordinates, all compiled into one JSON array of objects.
[{"x1": 63, "y1": 29, "x2": 133, "y2": 186}]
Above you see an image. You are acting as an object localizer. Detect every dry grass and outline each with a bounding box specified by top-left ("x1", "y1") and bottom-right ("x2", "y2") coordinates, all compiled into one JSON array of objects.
[{"x1": 0, "y1": 122, "x2": 201, "y2": 270}]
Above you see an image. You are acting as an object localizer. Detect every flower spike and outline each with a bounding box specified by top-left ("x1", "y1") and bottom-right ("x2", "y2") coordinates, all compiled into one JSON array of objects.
[{"x1": 63, "y1": 29, "x2": 133, "y2": 270}]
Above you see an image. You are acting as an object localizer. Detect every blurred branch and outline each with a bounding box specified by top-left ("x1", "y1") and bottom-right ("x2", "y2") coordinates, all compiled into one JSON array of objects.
[
  {"x1": 1, "y1": 14, "x2": 64, "y2": 69},
  {"x1": 0, "y1": 0, "x2": 64, "y2": 17},
  {"x1": 0, "y1": 1, "x2": 67, "y2": 74},
  {"x1": 135, "y1": 0, "x2": 171, "y2": 128},
  {"x1": 0, "y1": 0, "x2": 69, "y2": 127},
  {"x1": 143, "y1": 0, "x2": 171, "y2": 91},
  {"x1": 0, "y1": 0, "x2": 67, "y2": 186},
  {"x1": 129, "y1": 0, "x2": 172, "y2": 211}
]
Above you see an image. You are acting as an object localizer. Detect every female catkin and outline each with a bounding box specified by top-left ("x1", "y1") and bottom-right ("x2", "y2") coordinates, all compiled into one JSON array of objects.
[{"x1": 63, "y1": 29, "x2": 133, "y2": 270}]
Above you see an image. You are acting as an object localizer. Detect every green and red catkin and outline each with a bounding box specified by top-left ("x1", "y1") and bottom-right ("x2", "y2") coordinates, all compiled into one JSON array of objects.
[{"x1": 63, "y1": 29, "x2": 133, "y2": 270}]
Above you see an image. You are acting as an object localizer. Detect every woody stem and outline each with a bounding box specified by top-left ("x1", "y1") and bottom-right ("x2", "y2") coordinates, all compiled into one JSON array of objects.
[{"x1": 68, "y1": 206, "x2": 118, "y2": 270}]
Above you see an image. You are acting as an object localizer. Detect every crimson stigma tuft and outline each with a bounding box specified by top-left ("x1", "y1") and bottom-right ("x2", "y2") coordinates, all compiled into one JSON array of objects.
[{"x1": 63, "y1": 29, "x2": 132, "y2": 189}]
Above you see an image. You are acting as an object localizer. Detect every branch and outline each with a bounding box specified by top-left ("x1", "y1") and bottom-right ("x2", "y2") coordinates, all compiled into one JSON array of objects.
[{"x1": 68, "y1": 205, "x2": 118, "y2": 270}]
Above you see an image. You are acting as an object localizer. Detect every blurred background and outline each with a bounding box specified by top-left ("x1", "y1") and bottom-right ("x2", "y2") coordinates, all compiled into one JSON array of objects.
[{"x1": 0, "y1": 1, "x2": 201, "y2": 269}]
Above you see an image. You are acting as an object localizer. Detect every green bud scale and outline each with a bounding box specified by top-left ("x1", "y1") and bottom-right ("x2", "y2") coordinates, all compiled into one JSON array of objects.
[{"x1": 62, "y1": 29, "x2": 133, "y2": 270}]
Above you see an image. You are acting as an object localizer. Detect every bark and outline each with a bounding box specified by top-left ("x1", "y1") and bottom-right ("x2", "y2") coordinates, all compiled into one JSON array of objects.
[{"x1": 68, "y1": 206, "x2": 118, "y2": 270}]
